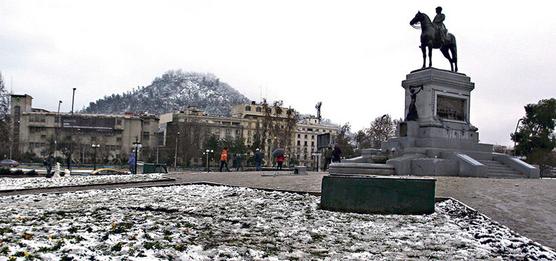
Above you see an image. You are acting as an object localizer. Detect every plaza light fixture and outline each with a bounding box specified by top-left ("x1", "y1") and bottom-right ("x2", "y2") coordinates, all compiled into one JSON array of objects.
[
  {"x1": 174, "y1": 131, "x2": 180, "y2": 169},
  {"x1": 91, "y1": 144, "x2": 100, "y2": 170},
  {"x1": 203, "y1": 149, "x2": 214, "y2": 172},
  {"x1": 132, "y1": 137, "x2": 142, "y2": 174}
]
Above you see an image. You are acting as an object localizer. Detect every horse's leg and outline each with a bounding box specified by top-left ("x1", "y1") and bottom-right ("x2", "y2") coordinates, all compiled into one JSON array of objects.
[
  {"x1": 440, "y1": 47, "x2": 453, "y2": 71},
  {"x1": 451, "y1": 45, "x2": 458, "y2": 72},
  {"x1": 421, "y1": 45, "x2": 426, "y2": 69},
  {"x1": 428, "y1": 45, "x2": 432, "y2": 67}
]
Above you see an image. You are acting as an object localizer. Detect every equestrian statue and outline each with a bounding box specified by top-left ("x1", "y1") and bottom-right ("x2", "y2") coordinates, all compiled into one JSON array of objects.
[{"x1": 410, "y1": 7, "x2": 458, "y2": 72}]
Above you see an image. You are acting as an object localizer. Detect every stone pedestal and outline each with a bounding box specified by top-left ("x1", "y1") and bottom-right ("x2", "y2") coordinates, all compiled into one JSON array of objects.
[
  {"x1": 382, "y1": 68, "x2": 492, "y2": 153},
  {"x1": 327, "y1": 67, "x2": 538, "y2": 184},
  {"x1": 320, "y1": 175, "x2": 436, "y2": 214}
]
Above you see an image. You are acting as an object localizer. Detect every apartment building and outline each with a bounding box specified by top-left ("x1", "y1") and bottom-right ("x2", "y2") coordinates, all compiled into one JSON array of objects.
[{"x1": 10, "y1": 94, "x2": 159, "y2": 163}]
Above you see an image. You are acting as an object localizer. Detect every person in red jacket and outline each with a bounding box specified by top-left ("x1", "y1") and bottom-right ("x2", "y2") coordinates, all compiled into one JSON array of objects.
[
  {"x1": 219, "y1": 147, "x2": 230, "y2": 172},
  {"x1": 276, "y1": 154, "x2": 285, "y2": 170}
]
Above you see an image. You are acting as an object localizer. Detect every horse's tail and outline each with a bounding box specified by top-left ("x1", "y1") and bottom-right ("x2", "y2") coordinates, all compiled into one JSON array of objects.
[{"x1": 450, "y1": 34, "x2": 457, "y2": 61}]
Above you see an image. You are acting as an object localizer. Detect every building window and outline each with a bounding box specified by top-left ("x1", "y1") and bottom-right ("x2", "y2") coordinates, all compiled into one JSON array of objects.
[
  {"x1": 304, "y1": 141, "x2": 307, "y2": 146},
  {"x1": 256, "y1": 107, "x2": 262, "y2": 112},
  {"x1": 311, "y1": 141, "x2": 315, "y2": 146},
  {"x1": 143, "y1": 131, "x2": 150, "y2": 141},
  {"x1": 245, "y1": 106, "x2": 251, "y2": 111},
  {"x1": 311, "y1": 135, "x2": 315, "y2": 139},
  {"x1": 297, "y1": 134, "x2": 300, "y2": 138},
  {"x1": 116, "y1": 137, "x2": 122, "y2": 142},
  {"x1": 297, "y1": 140, "x2": 300, "y2": 145},
  {"x1": 116, "y1": 119, "x2": 123, "y2": 125},
  {"x1": 304, "y1": 134, "x2": 307, "y2": 139}
]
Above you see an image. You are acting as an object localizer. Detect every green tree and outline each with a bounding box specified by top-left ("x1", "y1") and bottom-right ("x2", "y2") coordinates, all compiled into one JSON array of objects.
[{"x1": 511, "y1": 98, "x2": 556, "y2": 167}]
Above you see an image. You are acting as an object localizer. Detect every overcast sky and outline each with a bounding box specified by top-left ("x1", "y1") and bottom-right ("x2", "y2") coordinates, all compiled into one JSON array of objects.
[{"x1": 1, "y1": 1, "x2": 555, "y2": 146}]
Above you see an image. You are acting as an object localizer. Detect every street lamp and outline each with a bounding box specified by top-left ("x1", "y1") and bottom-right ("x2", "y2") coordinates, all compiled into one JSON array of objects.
[
  {"x1": 71, "y1": 88, "x2": 76, "y2": 114},
  {"x1": 174, "y1": 131, "x2": 180, "y2": 169},
  {"x1": 513, "y1": 118, "x2": 523, "y2": 156},
  {"x1": 203, "y1": 149, "x2": 214, "y2": 172},
  {"x1": 91, "y1": 144, "x2": 100, "y2": 170},
  {"x1": 132, "y1": 137, "x2": 142, "y2": 174},
  {"x1": 55, "y1": 100, "x2": 62, "y2": 158}
]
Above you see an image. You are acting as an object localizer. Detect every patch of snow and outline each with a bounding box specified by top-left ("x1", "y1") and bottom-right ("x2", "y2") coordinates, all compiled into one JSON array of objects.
[
  {"x1": 0, "y1": 185, "x2": 553, "y2": 260},
  {"x1": 0, "y1": 174, "x2": 167, "y2": 191}
]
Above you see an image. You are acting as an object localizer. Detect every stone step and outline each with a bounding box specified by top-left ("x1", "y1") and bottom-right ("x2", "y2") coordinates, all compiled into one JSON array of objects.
[
  {"x1": 328, "y1": 162, "x2": 395, "y2": 176},
  {"x1": 478, "y1": 160, "x2": 524, "y2": 178},
  {"x1": 487, "y1": 174, "x2": 525, "y2": 178},
  {"x1": 329, "y1": 163, "x2": 394, "y2": 169},
  {"x1": 328, "y1": 167, "x2": 395, "y2": 176}
]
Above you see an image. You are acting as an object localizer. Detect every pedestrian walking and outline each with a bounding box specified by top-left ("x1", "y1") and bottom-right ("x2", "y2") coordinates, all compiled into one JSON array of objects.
[
  {"x1": 128, "y1": 152, "x2": 136, "y2": 174},
  {"x1": 235, "y1": 153, "x2": 242, "y2": 171},
  {"x1": 44, "y1": 155, "x2": 54, "y2": 178},
  {"x1": 254, "y1": 148, "x2": 263, "y2": 171},
  {"x1": 219, "y1": 147, "x2": 230, "y2": 172},
  {"x1": 276, "y1": 154, "x2": 285, "y2": 170},
  {"x1": 332, "y1": 144, "x2": 342, "y2": 163}
]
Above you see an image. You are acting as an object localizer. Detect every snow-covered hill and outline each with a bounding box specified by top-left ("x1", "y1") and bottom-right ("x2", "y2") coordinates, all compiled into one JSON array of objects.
[{"x1": 83, "y1": 70, "x2": 250, "y2": 116}]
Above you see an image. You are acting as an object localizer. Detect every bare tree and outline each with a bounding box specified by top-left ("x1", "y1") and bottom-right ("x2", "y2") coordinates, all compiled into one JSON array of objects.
[
  {"x1": 0, "y1": 72, "x2": 11, "y2": 158},
  {"x1": 356, "y1": 114, "x2": 398, "y2": 149}
]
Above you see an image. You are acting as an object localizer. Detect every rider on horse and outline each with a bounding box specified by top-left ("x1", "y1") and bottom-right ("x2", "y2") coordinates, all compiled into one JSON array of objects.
[{"x1": 433, "y1": 6, "x2": 448, "y2": 46}]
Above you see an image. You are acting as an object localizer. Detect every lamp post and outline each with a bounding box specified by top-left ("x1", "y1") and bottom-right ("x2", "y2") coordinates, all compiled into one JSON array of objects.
[
  {"x1": 55, "y1": 100, "x2": 62, "y2": 158},
  {"x1": 174, "y1": 131, "x2": 180, "y2": 169},
  {"x1": 91, "y1": 144, "x2": 100, "y2": 170},
  {"x1": 204, "y1": 149, "x2": 214, "y2": 172},
  {"x1": 513, "y1": 118, "x2": 523, "y2": 156},
  {"x1": 132, "y1": 137, "x2": 142, "y2": 174},
  {"x1": 71, "y1": 88, "x2": 76, "y2": 114}
]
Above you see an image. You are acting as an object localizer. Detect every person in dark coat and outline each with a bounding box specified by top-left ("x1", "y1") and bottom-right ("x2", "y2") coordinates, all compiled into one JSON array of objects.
[
  {"x1": 234, "y1": 153, "x2": 242, "y2": 171},
  {"x1": 44, "y1": 155, "x2": 54, "y2": 177},
  {"x1": 332, "y1": 145, "x2": 342, "y2": 163},
  {"x1": 128, "y1": 152, "x2": 136, "y2": 174},
  {"x1": 254, "y1": 148, "x2": 263, "y2": 171}
]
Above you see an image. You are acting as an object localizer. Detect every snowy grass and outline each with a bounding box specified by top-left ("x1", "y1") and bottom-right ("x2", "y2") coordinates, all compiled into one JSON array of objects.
[
  {"x1": 0, "y1": 185, "x2": 554, "y2": 260},
  {"x1": 0, "y1": 174, "x2": 168, "y2": 191}
]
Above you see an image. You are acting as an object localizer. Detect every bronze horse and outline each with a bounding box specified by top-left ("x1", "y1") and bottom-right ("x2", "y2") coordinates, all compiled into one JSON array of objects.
[{"x1": 410, "y1": 11, "x2": 458, "y2": 72}]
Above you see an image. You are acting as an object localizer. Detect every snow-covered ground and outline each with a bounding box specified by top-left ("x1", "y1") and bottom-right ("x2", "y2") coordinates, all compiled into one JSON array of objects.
[
  {"x1": 0, "y1": 185, "x2": 554, "y2": 260},
  {"x1": 0, "y1": 174, "x2": 168, "y2": 191}
]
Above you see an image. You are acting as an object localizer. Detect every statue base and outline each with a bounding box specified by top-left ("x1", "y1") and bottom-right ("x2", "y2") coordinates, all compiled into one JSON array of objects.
[{"x1": 331, "y1": 68, "x2": 539, "y2": 179}]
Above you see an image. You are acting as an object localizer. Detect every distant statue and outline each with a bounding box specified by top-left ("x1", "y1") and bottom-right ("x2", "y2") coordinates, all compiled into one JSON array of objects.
[
  {"x1": 315, "y1": 102, "x2": 322, "y2": 121},
  {"x1": 406, "y1": 85, "x2": 423, "y2": 121},
  {"x1": 410, "y1": 7, "x2": 458, "y2": 72}
]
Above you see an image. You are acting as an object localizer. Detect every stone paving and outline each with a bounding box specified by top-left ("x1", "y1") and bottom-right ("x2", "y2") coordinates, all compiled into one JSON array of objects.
[{"x1": 167, "y1": 171, "x2": 556, "y2": 250}]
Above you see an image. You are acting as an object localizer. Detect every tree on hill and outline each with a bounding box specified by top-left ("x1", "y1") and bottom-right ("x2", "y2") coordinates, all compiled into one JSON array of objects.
[{"x1": 511, "y1": 98, "x2": 556, "y2": 171}]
